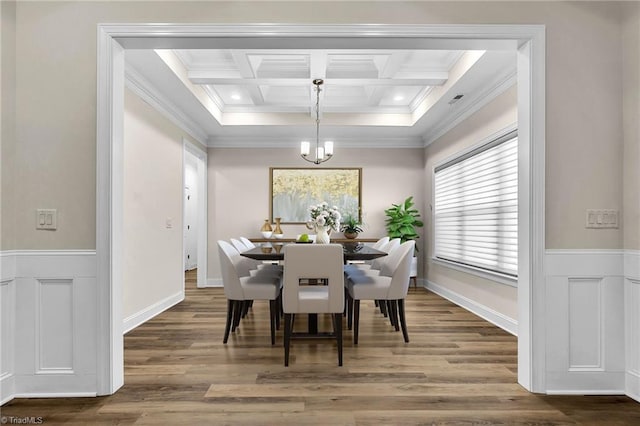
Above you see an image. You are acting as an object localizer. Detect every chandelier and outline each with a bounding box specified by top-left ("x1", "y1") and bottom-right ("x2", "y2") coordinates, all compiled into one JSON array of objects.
[{"x1": 300, "y1": 79, "x2": 333, "y2": 164}]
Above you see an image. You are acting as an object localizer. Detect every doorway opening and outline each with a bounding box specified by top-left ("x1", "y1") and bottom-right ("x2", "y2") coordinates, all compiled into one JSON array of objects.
[
  {"x1": 96, "y1": 24, "x2": 545, "y2": 395},
  {"x1": 183, "y1": 139, "x2": 208, "y2": 288}
]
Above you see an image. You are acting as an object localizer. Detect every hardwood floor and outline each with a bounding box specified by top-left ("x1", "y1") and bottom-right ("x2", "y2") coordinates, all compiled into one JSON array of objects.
[{"x1": 3, "y1": 269, "x2": 640, "y2": 425}]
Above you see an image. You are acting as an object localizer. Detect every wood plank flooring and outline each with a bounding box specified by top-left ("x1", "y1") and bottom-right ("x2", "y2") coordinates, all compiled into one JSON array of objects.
[{"x1": 3, "y1": 269, "x2": 640, "y2": 425}]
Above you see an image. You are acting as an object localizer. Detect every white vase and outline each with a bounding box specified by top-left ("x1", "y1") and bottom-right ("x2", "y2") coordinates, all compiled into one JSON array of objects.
[{"x1": 315, "y1": 226, "x2": 331, "y2": 244}]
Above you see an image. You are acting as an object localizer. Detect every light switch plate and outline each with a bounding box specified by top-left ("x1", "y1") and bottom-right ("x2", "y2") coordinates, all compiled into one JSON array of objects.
[
  {"x1": 585, "y1": 209, "x2": 618, "y2": 229},
  {"x1": 36, "y1": 209, "x2": 57, "y2": 230}
]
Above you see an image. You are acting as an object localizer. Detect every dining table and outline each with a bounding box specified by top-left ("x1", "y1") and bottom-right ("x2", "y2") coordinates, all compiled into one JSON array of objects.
[
  {"x1": 241, "y1": 241, "x2": 387, "y2": 263},
  {"x1": 240, "y1": 241, "x2": 387, "y2": 335}
]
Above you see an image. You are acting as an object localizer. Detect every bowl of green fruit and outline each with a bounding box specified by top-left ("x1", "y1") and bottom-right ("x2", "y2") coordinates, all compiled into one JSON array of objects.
[{"x1": 296, "y1": 233, "x2": 313, "y2": 243}]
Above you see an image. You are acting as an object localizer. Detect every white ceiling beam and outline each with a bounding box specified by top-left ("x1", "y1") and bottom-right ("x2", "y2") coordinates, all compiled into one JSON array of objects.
[
  {"x1": 231, "y1": 51, "x2": 265, "y2": 105},
  {"x1": 367, "y1": 52, "x2": 412, "y2": 106},
  {"x1": 188, "y1": 74, "x2": 448, "y2": 86}
]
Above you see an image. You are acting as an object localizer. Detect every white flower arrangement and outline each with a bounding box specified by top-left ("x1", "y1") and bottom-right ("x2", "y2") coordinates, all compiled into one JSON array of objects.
[{"x1": 307, "y1": 202, "x2": 342, "y2": 232}]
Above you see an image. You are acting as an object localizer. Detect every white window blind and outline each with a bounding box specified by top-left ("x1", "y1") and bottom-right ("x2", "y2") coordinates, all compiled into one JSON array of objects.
[{"x1": 434, "y1": 131, "x2": 518, "y2": 277}]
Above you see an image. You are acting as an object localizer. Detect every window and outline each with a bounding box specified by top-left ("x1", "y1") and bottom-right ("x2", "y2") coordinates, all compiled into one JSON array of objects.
[{"x1": 433, "y1": 130, "x2": 518, "y2": 278}]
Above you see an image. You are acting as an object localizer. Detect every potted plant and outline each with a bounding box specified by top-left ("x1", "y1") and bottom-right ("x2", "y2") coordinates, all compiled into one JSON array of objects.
[
  {"x1": 340, "y1": 214, "x2": 363, "y2": 239},
  {"x1": 384, "y1": 196, "x2": 424, "y2": 247},
  {"x1": 385, "y1": 196, "x2": 424, "y2": 286}
]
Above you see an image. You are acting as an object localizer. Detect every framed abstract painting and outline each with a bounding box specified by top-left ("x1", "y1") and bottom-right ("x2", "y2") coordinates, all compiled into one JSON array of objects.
[{"x1": 270, "y1": 167, "x2": 362, "y2": 224}]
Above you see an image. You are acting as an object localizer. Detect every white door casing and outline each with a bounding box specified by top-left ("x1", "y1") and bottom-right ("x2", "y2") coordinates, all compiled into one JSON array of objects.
[{"x1": 96, "y1": 23, "x2": 546, "y2": 395}]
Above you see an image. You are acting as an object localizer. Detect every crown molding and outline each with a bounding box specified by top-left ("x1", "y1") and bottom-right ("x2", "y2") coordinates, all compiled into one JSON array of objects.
[
  {"x1": 124, "y1": 64, "x2": 208, "y2": 144},
  {"x1": 422, "y1": 68, "x2": 517, "y2": 147},
  {"x1": 207, "y1": 136, "x2": 423, "y2": 149}
]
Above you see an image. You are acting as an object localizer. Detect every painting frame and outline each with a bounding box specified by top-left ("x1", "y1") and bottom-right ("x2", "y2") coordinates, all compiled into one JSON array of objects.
[{"x1": 269, "y1": 167, "x2": 362, "y2": 224}]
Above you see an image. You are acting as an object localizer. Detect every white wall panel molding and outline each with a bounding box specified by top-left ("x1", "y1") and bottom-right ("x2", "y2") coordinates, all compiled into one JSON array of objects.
[
  {"x1": 0, "y1": 250, "x2": 98, "y2": 403},
  {"x1": 545, "y1": 249, "x2": 624, "y2": 277},
  {"x1": 36, "y1": 279, "x2": 74, "y2": 374},
  {"x1": 1, "y1": 276, "x2": 16, "y2": 405},
  {"x1": 545, "y1": 250, "x2": 625, "y2": 395},
  {"x1": 625, "y1": 250, "x2": 640, "y2": 402},
  {"x1": 123, "y1": 290, "x2": 184, "y2": 334},
  {"x1": 1, "y1": 251, "x2": 17, "y2": 283},
  {"x1": 568, "y1": 278, "x2": 604, "y2": 371},
  {"x1": 625, "y1": 250, "x2": 640, "y2": 281},
  {"x1": 426, "y1": 280, "x2": 518, "y2": 336}
]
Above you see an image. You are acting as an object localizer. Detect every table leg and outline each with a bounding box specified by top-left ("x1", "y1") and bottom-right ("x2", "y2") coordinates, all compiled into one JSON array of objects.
[{"x1": 308, "y1": 313, "x2": 318, "y2": 334}]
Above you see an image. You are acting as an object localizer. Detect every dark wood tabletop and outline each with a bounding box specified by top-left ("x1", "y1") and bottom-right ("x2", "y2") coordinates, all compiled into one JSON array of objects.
[{"x1": 241, "y1": 242, "x2": 387, "y2": 262}]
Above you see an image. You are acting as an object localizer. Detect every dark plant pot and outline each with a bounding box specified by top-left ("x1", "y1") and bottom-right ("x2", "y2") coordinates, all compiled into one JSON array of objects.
[{"x1": 344, "y1": 231, "x2": 358, "y2": 239}]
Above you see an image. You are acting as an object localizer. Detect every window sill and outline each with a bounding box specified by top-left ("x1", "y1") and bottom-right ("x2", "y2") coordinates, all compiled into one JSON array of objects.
[{"x1": 430, "y1": 257, "x2": 518, "y2": 287}]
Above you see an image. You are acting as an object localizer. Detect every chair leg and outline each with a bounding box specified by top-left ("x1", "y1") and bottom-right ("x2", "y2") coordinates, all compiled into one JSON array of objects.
[
  {"x1": 347, "y1": 293, "x2": 354, "y2": 330},
  {"x1": 269, "y1": 299, "x2": 277, "y2": 345},
  {"x1": 389, "y1": 300, "x2": 400, "y2": 331},
  {"x1": 274, "y1": 295, "x2": 281, "y2": 330},
  {"x1": 343, "y1": 288, "x2": 348, "y2": 317},
  {"x1": 398, "y1": 299, "x2": 409, "y2": 343},
  {"x1": 386, "y1": 301, "x2": 395, "y2": 327},
  {"x1": 379, "y1": 299, "x2": 388, "y2": 317},
  {"x1": 241, "y1": 300, "x2": 250, "y2": 318},
  {"x1": 232, "y1": 300, "x2": 242, "y2": 331},
  {"x1": 223, "y1": 299, "x2": 234, "y2": 344},
  {"x1": 284, "y1": 313, "x2": 293, "y2": 366},
  {"x1": 335, "y1": 313, "x2": 343, "y2": 366},
  {"x1": 353, "y1": 299, "x2": 360, "y2": 345}
]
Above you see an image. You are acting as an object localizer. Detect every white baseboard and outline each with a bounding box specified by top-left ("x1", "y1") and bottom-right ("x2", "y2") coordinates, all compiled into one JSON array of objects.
[
  {"x1": 425, "y1": 280, "x2": 518, "y2": 336},
  {"x1": 12, "y1": 392, "x2": 97, "y2": 399},
  {"x1": 626, "y1": 371, "x2": 640, "y2": 403},
  {"x1": 546, "y1": 371, "x2": 625, "y2": 395},
  {"x1": 206, "y1": 278, "x2": 223, "y2": 287},
  {"x1": 123, "y1": 291, "x2": 184, "y2": 334}
]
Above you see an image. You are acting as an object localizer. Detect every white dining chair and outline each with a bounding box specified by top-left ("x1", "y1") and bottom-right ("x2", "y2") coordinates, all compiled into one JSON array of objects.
[
  {"x1": 230, "y1": 238, "x2": 249, "y2": 253},
  {"x1": 346, "y1": 240, "x2": 415, "y2": 344},
  {"x1": 282, "y1": 244, "x2": 345, "y2": 366},
  {"x1": 239, "y1": 236, "x2": 256, "y2": 249},
  {"x1": 344, "y1": 238, "x2": 400, "y2": 275},
  {"x1": 218, "y1": 240, "x2": 282, "y2": 345},
  {"x1": 231, "y1": 237, "x2": 282, "y2": 274}
]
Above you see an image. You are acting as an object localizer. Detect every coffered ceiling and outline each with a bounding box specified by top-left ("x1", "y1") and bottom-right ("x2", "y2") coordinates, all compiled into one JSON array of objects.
[{"x1": 125, "y1": 47, "x2": 516, "y2": 147}]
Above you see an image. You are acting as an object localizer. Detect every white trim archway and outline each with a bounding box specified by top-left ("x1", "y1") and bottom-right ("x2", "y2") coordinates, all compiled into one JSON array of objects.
[{"x1": 96, "y1": 23, "x2": 546, "y2": 395}]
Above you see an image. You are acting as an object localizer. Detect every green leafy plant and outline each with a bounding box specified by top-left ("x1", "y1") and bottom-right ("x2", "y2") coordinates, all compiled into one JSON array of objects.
[
  {"x1": 340, "y1": 214, "x2": 363, "y2": 235},
  {"x1": 384, "y1": 196, "x2": 424, "y2": 249}
]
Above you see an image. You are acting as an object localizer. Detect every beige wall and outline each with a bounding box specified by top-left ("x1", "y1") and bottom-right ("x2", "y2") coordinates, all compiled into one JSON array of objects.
[
  {"x1": 1, "y1": 1, "x2": 16, "y2": 250},
  {"x1": 0, "y1": 1, "x2": 631, "y2": 252},
  {"x1": 425, "y1": 85, "x2": 518, "y2": 320},
  {"x1": 208, "y1": 147, "x2": 425, "y2": 279},
  {"x1": 623, "y1": 2, "x2": 640, "y2": 250},
  {"x1": 122, "y1": 89, "x2": 185, "y2": 320}
]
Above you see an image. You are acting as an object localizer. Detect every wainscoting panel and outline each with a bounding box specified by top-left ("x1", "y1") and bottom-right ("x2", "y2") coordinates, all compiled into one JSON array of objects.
[
  {"x1": 568, "y1": 278, "x2": 603, "y2": 371},
  {"x1": 2, "y1": 251, "x2": 98, "y2": 402},
  {"x1": 545, "y1": 250, "x2": 625, "y2": 394},
  {"x1": 37, "y1": 279, "x2": 74, "y2": 373},
  {"x1": 625, "y1": 250, "x2": 640, "y2": 402},
  {"x1": 0, "y1": 277, "x2": 16, "y2": 405}
]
